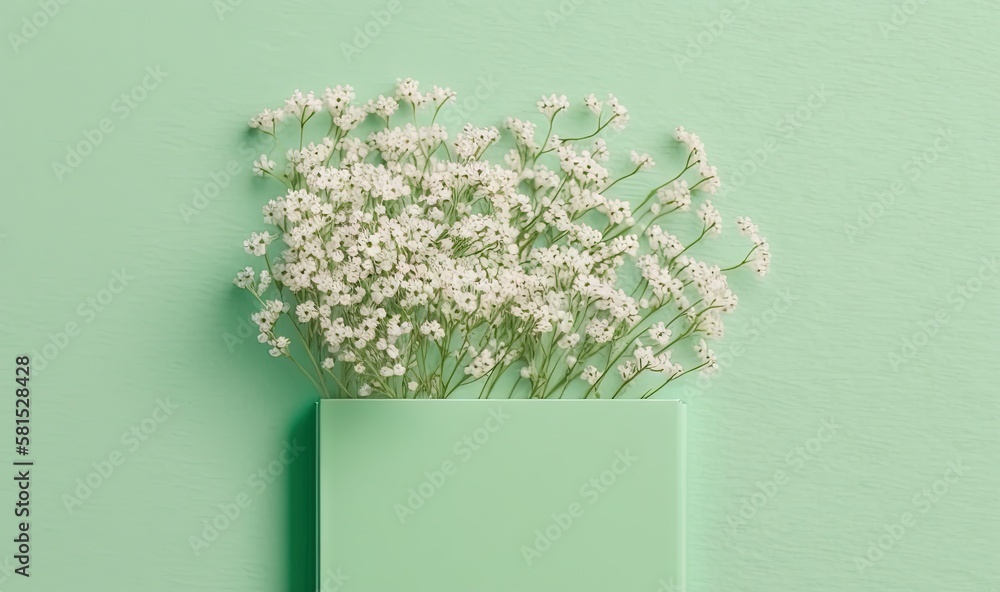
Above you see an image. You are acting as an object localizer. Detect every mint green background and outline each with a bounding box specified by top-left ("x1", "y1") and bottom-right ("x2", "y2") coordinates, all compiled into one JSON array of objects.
[
  {"x1": 2, "y1": 1, "x2": 998, "y2": 590},
  {"x1": 318, "y1": 400, "x2": 684, "y2": 592}
]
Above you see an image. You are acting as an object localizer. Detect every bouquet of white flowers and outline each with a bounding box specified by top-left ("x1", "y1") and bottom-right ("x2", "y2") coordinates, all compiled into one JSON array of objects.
[{"x1": 234, "y1": 79, "x2": 770, "y2": 399}]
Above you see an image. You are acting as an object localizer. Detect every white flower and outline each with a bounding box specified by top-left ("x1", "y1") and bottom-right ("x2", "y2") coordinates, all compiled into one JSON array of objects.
[
  {"x1": 505, "y1": 117, "x2": 537, "y2": 149},
  {"x1": 333, "y1": 105, "x2": 367, "y2": 132},
  {"x1": 618, "y1": 360, "x2": 638, "y2": 381},
  {"x1": 736, "y1": 216, "x2": 759, "y2": 237},
  {"x1": 455, "y1": 124, "x2": 500, "y2": 160},
  {"x1": 583, "y1": 93, "x2": 602, "y2": 115},
  {"x1": 420, "y1": 321, "x2": 445, "y2": 340},
  {"x1": 598, "y1": 198, "x2": 632, "y2": 225},
  {"x1": 237, "y1": 80, "x2": 769, "y2": 399},
  {"x1": 249, "y1": 108, "x2": 285, "y2": 130},
  {"x1": 284, "y1": 90, "x2": 322, "y2": 120},
  {"x1": 698, "y1": 200, "x2": 722, "y2": 236},
  {"x1": 630, "y1": 151, "x2": 654, "y2": 169},
  {"x1": 465, "y1": 348, "x2": 496, "y2": 378},
  {"x1": 586, "y1": 319, "x2": 614, "y2": 343},
  {"x1": 323, "y1": 85, "x2": 356, "y2": 115},
  {"x1": 648, "y1": 322, "x2": 672, "y2": 346},
  {"x1": 234, "y1": 267, "x2": 255, "y2": 289},
  {"x1": 366, "y1": 95, "x2": 399, "y2": 119},
  {"x1": 675, "y1": 126, "x2": 720, "y2": 193},
  {"x1": 674, "y1": 126, "x2": 703, "y2": 152},
  {"x1": 657, "y1": 179, "x2": 691, "y2": 210},
  {"x1": 580, "y1": 365, "x2": 601, "y2": 385},
  {"x1": 296, "y1": 301, "x2": 319, "y2": 323},
  {"x1": 243, "y1": 231, "x2": 275, "y2": 256},
  {"x1": 752, "y1": 240, "x2": 772, "y2": 276},
  {"x1": 537, "y1": 94, "x2": 569, "y2": 118},
  {"x1": 699, "y1": 169, "x2": 721, "y2": 194},
  {"x1": 395, "y1": 77, "x2": 426, "y2": 107},
  {"x1": 252, "y1": 154, "x2": 276, "y2": 177},
  {"x1": 694, "y1": 339, "x2": 718, "y2": 374},
  {"x1": 606, "y1": 94, "x2": 629, "y2": 129},
  {"x1": 429, "y1": 85, "x2": 456, "y2": 105},
  {"x1": 557, "y1": 333, "x2": 580, "y2": 349}
]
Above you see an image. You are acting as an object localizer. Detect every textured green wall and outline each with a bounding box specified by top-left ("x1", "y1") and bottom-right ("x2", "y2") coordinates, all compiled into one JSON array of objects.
[{"x1": 2, "y1": 1, "x2": 998, "y2": 590}]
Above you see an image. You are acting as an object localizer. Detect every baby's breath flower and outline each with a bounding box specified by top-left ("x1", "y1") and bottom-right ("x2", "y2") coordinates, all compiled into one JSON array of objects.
[
  {"x1": 429, "y1": 85, "x2": 456, "y2": 105},
  {"x1": 249, "y1": 108, "x2": 284, "y2": 131},
  {"x1": 395, "y1": 77, "x2": 426, "y2": 107},
  {"x1": 505, "y1": 117, "x2": 538, "y2": 150},
  {"x1": 237, "y1": 80, "x2": 769, "y2": 399},
  {"x1": 583, "y1": 93, "x2": 602, "y2": 115},
  {"x1": 537, "y1": 94, "x2": 569, "y2": 118},
  {"x1": 580, "y1": 365, "x2": 601, "y2": 385},
  {"x1": 630, "y1": 151, "x2": 655, "y2": 169},
  {"x1": 648, "y1": 322, "x2": 672, "y2": 346},
  {"x1": 284, "y1": 90, "x2": 322, "y2": 120},
  {"x1": 234, "y1": 267, "x2": 255, "y2": 290},
  {"x1": 606, "y1": 94, "x2": 629, "y2": 130},
  {"x1": 366, "y1": 95, "x2": 399, "y2": 119},
  {"x1": 252, "y1": 154, "x2": 276, "y2": 177},
  {"x1": 323, "y1": 85, "x2": 355, "y2": 115},
  {"x1": 243, "y1": 231, "x2": 275, "y2": 256},
  {"x1": 695, "y1": 339, "x2": 719, "y2": 374},
  {"x1": 698, "y1": 200, "x2": 722, "y2": 236}
]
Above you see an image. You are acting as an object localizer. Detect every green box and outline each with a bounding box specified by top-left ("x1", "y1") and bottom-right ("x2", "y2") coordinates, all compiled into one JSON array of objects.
[{"x1": 317, "y1": 399, "x2": 685, "y2": 591}]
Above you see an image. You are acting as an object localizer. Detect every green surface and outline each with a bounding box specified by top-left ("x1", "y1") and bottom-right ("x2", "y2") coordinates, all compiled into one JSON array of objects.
[
  {"x1": 1, "y1": 1, "x2": 999, "y2": 590},
  {"x1": 317, "y1": 400, "x2": 684, "y2": 592}
]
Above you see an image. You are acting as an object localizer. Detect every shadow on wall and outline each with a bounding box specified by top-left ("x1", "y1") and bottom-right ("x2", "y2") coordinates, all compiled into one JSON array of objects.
[{"x1": 287, "y1": 403, "x2": 317, "y2": 592}]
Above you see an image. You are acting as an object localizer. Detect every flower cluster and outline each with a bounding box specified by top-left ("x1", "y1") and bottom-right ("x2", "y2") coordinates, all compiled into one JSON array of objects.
[{"x1": 234, "y1": 79, "x2": 771, "y2": 399}]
